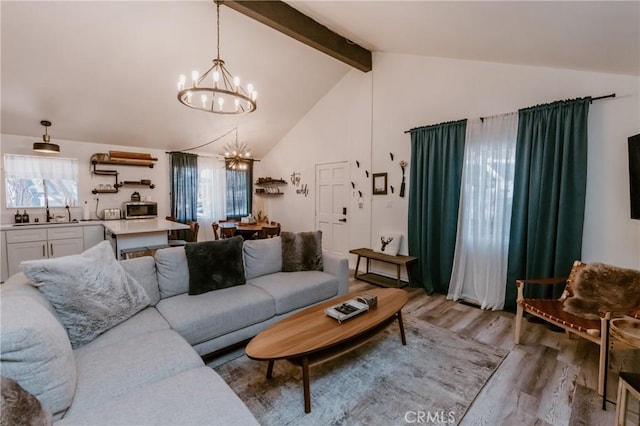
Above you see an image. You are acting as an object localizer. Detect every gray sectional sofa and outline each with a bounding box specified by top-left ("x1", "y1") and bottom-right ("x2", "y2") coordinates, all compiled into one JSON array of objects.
[{"x1": 0, "y1": 236, "x2": 349, "y2": 425}]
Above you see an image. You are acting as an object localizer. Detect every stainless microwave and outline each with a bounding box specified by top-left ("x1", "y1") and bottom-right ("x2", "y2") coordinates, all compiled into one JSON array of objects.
[{"x1": 123, "y1": 202, "x2": 158, "y2": 219}]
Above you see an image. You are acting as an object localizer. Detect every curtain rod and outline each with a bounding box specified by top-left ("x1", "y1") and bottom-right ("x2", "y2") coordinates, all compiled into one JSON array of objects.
[{"x1": 403, "y1": 93, "x2": 616, "y2": 134}]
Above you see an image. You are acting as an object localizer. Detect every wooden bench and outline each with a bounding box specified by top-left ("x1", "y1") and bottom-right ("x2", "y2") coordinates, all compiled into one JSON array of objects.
[{"x1": 349, "y1": 248, "x2": 417, "y2": 288}]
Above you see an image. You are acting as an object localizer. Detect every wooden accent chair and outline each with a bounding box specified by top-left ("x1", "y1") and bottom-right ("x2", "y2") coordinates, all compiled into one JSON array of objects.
[
  {"x1": 515, "y1": 261, "x2": 612, "y2": 395},
  {"x1": 211, "y1": 223, "x2": 220, "y2": 240},
  {"x1": 220, "y1": 226, "x2": 236, "y2": 239}
]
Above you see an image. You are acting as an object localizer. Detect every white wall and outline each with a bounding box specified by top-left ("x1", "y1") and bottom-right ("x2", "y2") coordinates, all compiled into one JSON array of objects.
[
  {"x1": 261, "y1": 52, "x2": 640, "y2": 270},
  {"x1": 258, "y1": 69, "x2": 373, "y2": 252},
  {"x1": 0, "y1": 134, "x2": 170, "y2": 224}
]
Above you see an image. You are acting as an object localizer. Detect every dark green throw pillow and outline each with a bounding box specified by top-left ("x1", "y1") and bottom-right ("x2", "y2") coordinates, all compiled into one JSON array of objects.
[{"x1": 185, "y1": 236, "x2": 246, "y2": 295}]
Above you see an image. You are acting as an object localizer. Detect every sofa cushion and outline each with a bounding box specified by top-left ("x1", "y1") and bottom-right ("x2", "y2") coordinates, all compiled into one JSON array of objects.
[
  {"x1": 20, "y1": 241, "x2": 150, "y2": 349},
  {"x1": 154, "y1": 246, "x2": 189, "y2": 298},
  {"x1": 56, "y1": 367, "x2": 258, "y2": 426},
  {"x1": 155, "y1": 285, "x2": 275, "y2": 346},
  {"x1": 248, "y1": 271, "x2": 339, "y2": 314},
  {"x1": 73, "y1": 308, "x2": 171, "y2": 354},
  {"x1": 120, "y1": 256, "x2": 160, "y2": 305},
  {"x1": 185, "y1": 237, "x2": 246, "y2": 295},
  {"x1": 0, "y1": 376, "x2": 53, "y2": 426},
  {"x1": 0, "y1": 296, "x2": 76, "y2": 416},
  {"x1": 66, "y1": 329, "x2": 203, "y2": 417},
  {"x1": 243, "y1": 236, "x2": 282, "y2": 280},
  {"x1": 281, "y1": 231, "x2": 323, "y2": 272}
]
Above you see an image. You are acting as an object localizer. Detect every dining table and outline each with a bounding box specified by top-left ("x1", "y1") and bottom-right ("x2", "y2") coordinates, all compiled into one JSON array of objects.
[{"x1": 219, "y1": 222, "x2": 269, "y2": 240}]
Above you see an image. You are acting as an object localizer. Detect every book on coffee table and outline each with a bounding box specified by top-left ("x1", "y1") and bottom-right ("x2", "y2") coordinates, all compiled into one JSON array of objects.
[{"x1": 325, "y1": 299, "x2": 369, "y2": 323}]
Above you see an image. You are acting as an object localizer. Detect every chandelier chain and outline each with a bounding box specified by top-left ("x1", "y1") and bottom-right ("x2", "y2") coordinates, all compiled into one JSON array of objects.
[{"x1": 216, "y1": 1, "x2": 220, "y2": 60}]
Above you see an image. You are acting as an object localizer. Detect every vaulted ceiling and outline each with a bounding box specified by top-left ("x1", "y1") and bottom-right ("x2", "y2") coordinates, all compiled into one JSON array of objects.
[{"x1": 2, "y1": 1, "x2": 638, "y2": 158}]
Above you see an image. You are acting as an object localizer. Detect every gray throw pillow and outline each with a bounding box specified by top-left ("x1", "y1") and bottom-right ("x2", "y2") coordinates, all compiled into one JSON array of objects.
[
  {"x1": 1, "y1": 376, "x2": 52, "y2": 426},
  {"x1": 281, "y1": 231, "x2": 323, "y2": 272},
  {"x1": 243, "y1": 236, "x2": 282, "y2": 280},
  {"x1": 185, "y1": 236, "x2": 246, "y2": 295},
  {"x1": 21, "y1": 241, "x2": 150, "y2": 349}
]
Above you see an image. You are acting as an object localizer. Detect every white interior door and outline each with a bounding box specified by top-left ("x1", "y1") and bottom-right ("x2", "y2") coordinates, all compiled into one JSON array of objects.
[{"x1": 316, "y1": 162, "x2": 349, "y2": 255}]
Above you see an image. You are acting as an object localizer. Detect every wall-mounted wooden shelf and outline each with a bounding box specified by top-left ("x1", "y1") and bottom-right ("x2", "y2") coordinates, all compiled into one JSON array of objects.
[
  {"x1": 255, "y1": 178, "x2": 287, "y2": 186},
  {"x1": 92, "y1": 159, "x2": 155, "y2": 168},
  {"x1": 115, "y1": 181, "x2": 155, "y2": 189},
  {"x1": 91, "y1": 188, "x2": 119, "y2": 194}
]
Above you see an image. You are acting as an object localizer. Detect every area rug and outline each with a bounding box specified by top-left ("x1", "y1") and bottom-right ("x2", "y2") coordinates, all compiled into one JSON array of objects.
[{"x1": 214, "y1": 317, "x2": 508, "y2": 425}]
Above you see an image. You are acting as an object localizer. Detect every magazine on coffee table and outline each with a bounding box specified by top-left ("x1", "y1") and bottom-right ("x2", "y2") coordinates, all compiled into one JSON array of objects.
[{"x1": 325, "y1": 299, "x2": 369, "y2": 323}]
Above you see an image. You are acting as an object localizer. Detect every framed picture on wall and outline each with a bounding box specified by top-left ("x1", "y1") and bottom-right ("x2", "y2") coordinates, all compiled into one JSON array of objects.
[{"x1": 372, "y1": 173, "x2": 388, "y2": 195}]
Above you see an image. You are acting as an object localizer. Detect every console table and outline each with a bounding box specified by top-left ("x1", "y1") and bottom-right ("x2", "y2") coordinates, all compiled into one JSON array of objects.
[{"x1": 349, "y1": 248, "x2": 417, "y2": 288}]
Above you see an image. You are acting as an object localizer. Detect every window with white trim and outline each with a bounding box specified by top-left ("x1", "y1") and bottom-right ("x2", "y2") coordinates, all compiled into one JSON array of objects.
[{"x1": 4, "y1": 154, "x2": 79, "y2": 208}]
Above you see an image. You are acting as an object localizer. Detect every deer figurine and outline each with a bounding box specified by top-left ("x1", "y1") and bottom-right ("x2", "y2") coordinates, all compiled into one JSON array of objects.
[{"x1": 380, "y1": 236, "x2": 394, "y2": 252}]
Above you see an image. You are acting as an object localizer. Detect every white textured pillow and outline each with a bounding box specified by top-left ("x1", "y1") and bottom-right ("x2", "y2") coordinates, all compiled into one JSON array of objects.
[
  {"x1": 21, "y1": 241, "x2": 150, "y2": 349},
  {"x1": 373, "y1": 232, "x2": 402, "y2": 255},
  {"x1": 243, "y1": 237, "x2": 282, "y2": 280}
]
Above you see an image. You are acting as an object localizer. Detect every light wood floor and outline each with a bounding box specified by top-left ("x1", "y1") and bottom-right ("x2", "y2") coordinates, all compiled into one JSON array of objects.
[{"x1": 349, "y1": 278, "x2": 637, "y2": 425}]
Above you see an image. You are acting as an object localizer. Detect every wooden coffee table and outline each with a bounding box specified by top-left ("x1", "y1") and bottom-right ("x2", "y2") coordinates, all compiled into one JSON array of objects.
[{"x1": 245, "y1": 288, "x2": 408, "y2": 413}]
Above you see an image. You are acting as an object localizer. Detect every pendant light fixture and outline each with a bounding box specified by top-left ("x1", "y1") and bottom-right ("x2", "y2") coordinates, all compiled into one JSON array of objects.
[
  {"x1": 33, "y1": 120, "x2": 60, "y2": 154},
  {"x1": 221, "y1": 127, "x2": 252, "y2": 170},
  {"x1": 177, "y1": 0, "x2": 257, "y2": 114}
]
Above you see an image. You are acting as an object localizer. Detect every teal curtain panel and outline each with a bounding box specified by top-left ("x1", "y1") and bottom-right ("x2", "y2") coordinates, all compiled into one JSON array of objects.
[
  {"x1": 170, "y1": 152, "x2": 199, "y2": 223},
  {"x1": 408, "y1": 120, "x2": 467, "y2": 294},
  {"x1": 504, "y1": 97, "x2": 591, "y2": 311}
]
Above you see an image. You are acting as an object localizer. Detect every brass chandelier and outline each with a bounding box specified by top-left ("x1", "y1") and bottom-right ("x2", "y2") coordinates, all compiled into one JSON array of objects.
[{"x1": 177, "y1": 1, "x2": 257, "y2": 114}]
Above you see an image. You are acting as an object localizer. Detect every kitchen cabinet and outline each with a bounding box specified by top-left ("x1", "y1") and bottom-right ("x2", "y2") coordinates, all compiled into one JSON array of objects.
[
  {"x1": 1, "y1": 231, "x2": 8, "y2": 282},
  {"x1": 83, "y1": 225, "x2": 105, "y2": 250},
  {"x1": 5, "y1": 226, "x2": 85, "y2": 276}
]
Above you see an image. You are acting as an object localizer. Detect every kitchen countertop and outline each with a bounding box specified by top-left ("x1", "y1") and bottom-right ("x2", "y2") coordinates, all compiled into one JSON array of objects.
[
  {"x1": 0, "y1": 220, "x2": 105, "y2": 231},
  {"x1": 102, "y1": 218, "x2": 189, "y2": 235}
]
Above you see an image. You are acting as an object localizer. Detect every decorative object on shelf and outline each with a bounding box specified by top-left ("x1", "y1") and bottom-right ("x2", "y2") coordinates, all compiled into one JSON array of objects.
[
  {"x1": 372, "y1": 173, "x2": 388, "y2": 195},
  {"x1": 33, "y1": 120, "x2": 60, "y2": 154},
  {"x1": 290, "y1": 172, "x2": 301, "y2": 187},
  {"x1": 389, "y1": 152, "x2": 394, "y2": 161},
  {"x1": 399, "y1": 160, "x2": 407, "y2": 198},
  {"x1": 255, "y1": 177, "x2": 287, "y2": 196},
  {"x1": 221, "y1": 128, "x2": 252, "y2": 170},
  {"x1": 296, "y1": 183, "x2": 309, "y2": 197},
  {"x1": 176, "y1": 1, "x2": 257, "y2": 114}
]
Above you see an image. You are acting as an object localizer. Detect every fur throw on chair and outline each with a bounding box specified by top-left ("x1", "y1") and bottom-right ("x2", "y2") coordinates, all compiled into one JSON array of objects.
[{"x1": 563, "y1": 262, "x2": 640, "y2": 319}]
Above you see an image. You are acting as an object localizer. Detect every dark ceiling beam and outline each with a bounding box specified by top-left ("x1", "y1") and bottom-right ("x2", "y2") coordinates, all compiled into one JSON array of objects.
[{"x1": 222, "y1": 0, "x2": 372, "y2": 72}]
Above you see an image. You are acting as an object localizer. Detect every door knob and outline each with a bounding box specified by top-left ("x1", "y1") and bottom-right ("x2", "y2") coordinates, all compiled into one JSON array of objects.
[{"x1": 338, "y1": 218, "x2": 347, "y2": 222}]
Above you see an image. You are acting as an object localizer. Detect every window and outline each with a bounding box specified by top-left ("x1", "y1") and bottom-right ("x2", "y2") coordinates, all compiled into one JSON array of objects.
[
  {"x1": 4, "y1": 154, "x2": 79, "y2": 208},
  {"x1": 225, "y1": 162, "x2": 252, "y2": 219}
]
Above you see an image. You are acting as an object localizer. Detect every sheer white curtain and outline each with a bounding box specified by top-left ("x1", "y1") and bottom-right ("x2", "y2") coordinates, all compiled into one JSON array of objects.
[
  {"x1": 447, "y1": 112, "x2": 518, "y2": 310},
  {"x1": 197, "y1": 156, "x2": 226, "y2": 241},
  {"x1": 4, "y1": 154, "x2": 78, "y2": 180}
]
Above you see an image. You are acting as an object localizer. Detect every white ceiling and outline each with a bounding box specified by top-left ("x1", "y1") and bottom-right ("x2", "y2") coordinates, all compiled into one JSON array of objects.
[{"x1": 2, "y1": 1, "x2": 638, "y2": 158}]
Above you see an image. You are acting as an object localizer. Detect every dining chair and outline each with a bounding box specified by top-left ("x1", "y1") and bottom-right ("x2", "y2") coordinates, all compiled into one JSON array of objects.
[
  {"x1": 258, "y1": 225, "x2": 280, "y2": 239},
  {"x1": 220, "y1": 226, "x2": 237, "y2": 239},
  {"x1": 186, "y1": 221, "x2": 199, "y2": 243},
  {"x1": 211, "y1": 223, "x2": 220, "y2": 240}
]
